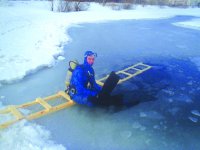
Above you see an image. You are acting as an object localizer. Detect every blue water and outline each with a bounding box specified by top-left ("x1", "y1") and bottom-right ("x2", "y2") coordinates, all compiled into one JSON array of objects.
[{"x1": 1, "y1": 16, "x2": 200, "y2": 149}]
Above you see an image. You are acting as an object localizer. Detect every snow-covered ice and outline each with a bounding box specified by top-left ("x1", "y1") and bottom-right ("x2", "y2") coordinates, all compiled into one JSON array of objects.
[
  {"x1": 1, "y1": 1, "x2": 200, "y2": 85},
  {"x1": 174, "y1": 18, "x2": 200, "y2": 30},
  {"x1": 0, "y1": 120, "x2": 66, "y2": 150}
]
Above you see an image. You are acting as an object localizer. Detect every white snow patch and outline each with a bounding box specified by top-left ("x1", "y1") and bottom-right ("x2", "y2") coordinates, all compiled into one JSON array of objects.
[
  {"x1": 57, "y1": 56, "x2": 65, "y2": 61},
  {"x1": 174, "y1": 18, "x2": 200, "y2": 30},
  {"x1": 0, "y1": 120, "x2": 66, "y2": 150},
  {"x1": 0, "y1": 102, "x2": 65, "y2": 150}
]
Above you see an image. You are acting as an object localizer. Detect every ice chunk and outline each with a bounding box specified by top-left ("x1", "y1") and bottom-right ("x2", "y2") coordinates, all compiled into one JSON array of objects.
[
  {"x1": 191, "y1": 110, "x2": 200, "y2": 117},
  {"x1": 57, "y1": 56, "x2": 65, "y2": 61},
  {"x1": 140, "y1": 112, "x2": 147, "y2": 117},
  {"x1": 120, "y1": 130, "x2": 132, "y2": 139},
  {"x1": 188, "y1": 116, "x2": 198, "y2": 123},
  {"x1": 139, "y1": 111, "x2": 165, "y2": 120}
]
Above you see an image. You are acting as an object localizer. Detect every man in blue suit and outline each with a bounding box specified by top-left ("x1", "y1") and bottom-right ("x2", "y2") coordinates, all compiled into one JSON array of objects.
[{"x1": 69, "y1": 51, "x2": 102, "y2": 106}]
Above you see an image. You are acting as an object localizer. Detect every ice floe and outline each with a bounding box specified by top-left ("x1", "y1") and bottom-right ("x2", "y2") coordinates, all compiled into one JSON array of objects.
[
  {"x1": 188, "y1": 116, "x2": 198, "y2": 123},
  {"x1": 191, "y1": 110, "x2": 200, "y2": 117}
]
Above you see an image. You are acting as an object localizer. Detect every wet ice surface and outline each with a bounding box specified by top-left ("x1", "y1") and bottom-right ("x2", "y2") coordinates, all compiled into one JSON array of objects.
[{"x1": 1, "y1": 16, "x2": 200, "y2": 149}]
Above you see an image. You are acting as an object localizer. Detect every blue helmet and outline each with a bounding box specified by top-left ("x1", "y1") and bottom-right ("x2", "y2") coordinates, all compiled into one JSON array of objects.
[{"x1": 84, "y1": 51, "x2": 97, "y2": 58}]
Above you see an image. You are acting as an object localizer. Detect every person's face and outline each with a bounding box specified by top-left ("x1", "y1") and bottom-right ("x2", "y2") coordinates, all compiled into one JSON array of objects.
[{"x1": 87, "y1": 55, "x2": 95, "y2": 65}]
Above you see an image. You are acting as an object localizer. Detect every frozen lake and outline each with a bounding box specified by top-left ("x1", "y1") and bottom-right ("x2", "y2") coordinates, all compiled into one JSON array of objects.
[{"x1": 1, "y1": 16, "x2": 200, "y2": 149}]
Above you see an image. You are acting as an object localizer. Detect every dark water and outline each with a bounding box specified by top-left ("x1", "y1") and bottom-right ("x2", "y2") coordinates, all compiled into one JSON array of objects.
[{"x1": 1, "y1": 16, "x2": 200, "y2": 149}]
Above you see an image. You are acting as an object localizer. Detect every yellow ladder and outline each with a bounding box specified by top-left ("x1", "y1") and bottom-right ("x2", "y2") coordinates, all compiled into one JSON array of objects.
[
  {"x1": 0, "y1": 62, "x2": 151, "y2": 129},
  {"x1": 0, "y1": 91, "x2": 75, "y2": 129},
  {"x1": 97, "y1": 62, "x2": 152, "y2": 86}
]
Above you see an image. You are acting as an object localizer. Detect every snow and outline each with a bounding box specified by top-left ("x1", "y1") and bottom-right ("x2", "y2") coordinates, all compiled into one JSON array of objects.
[
  {"x1": 0, "y1": 120, "x2": 66, "y2": 150},
  {"x1": 0, "y1": 100, "x2": 65, "y2": 149},
  {"x1": 1, "y1": 1, "x2": 200, "y2": 85},
  {"x1": 174, "y1": 18, "x2": 200, "y2": 30},
  {"x1": 57, "y1": 56, "x2": 65, "y2": 61}
]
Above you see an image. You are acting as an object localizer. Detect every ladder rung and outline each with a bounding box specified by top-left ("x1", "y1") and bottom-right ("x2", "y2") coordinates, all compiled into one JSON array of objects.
[
  {"x1": 131, "y1": 67, "x2": 141, "y2": 71},
  {"x1": 118, "y1": 71, "x2": 132, "y2": 76},
  {"x1": 58, "y1": 91, "x2": 73, "y2": 102},
  {"x1": 9, "y1": 106, "x2": 24, "y2": 119},
  {"x1": 138, "y1": 63, "x2": 150, "y2": 67},
  {"x1": 0, "y1": 108, "x2": 10, "y2": 114},
  {"x1": 36, "y1": 98, "x2": 52, "y2": 110},
  {"x1": 96, "y1": 80, "x2": 104, "y2": 86}
]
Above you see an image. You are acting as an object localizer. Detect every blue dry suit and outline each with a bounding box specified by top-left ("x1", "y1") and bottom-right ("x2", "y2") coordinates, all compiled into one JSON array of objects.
[{"x1": 69, "y1": 55, "x2": 102, "y2": 106}]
